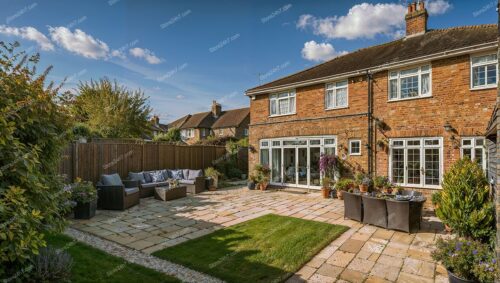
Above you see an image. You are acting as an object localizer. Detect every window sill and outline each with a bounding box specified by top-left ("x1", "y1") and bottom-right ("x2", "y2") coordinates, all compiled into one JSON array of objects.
[
  {"x1": 387, "y1": 95, "x2": 432, "y2": 103},
  {"x1": 349, "y1": 153, "x2": 361, "y2": 156},
  {"x1": 470, "y1": 85, "x2": 497, "y2": 91},
  {"x1": 269, "y1": 112, "x2": 296, "y2": 118},
  {"x1": 393, "y1": 183, "x2": 442, "y2": 190},
  {"x1": 325, "y1": 106, "x2": 348, "y2": 111}
]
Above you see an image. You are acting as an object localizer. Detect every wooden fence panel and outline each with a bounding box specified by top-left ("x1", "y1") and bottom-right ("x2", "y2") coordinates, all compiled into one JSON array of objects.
[{"x1": 59, "y1": 141, "x2": 228, "y2": 184}]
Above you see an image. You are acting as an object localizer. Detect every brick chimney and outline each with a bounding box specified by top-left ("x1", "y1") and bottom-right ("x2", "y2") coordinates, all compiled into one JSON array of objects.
[
  {"x1": 211, "y1": 100, "x2": 221, "y2": 117},
  {"x1": 151, "y1": 115, "x2": 159, "y2": 126},
  {"x1": 405, "y1": 1, "x2": 428, "y2": 37}
]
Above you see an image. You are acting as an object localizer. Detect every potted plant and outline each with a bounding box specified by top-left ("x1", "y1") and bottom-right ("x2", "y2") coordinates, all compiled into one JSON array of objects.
[
  {"x1": 321, "y1": 177, "x2": 332, "y2": 198},
  {"x1": 373, "y1": 176, "x2": 389, "y2": 191},
  {"x1": 394, "y1": 185, "x2": 404, "y2": 195},
  {"x1": 383, "y1": 182, "x2": 393, "y2": 194},
  {"x1": 205, "y1": 167, "x2": 221, "y2": 191},
  {"x1": 432, "y1": 237, "x2": 499, "y2": 283},
  {"x1": 71, "y1": 178, "x2": 97, "y2": 219},
  {"x1": 359, "y1": 175, "x2": 372, "y2": 193},
  {"x1": 247, "y1": 173, "x2": 257, "y2": 190},
  {"x1": 335, "y1": 179, "x2": 353, "y2": 200}
]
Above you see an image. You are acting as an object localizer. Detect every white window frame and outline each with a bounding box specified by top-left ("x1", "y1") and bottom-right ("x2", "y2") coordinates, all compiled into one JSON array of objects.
[
  {"x1": 244, "y1": 128, "x2": 249, "y2": 136},
  {"x1": 325, "y1": 80, "x2": 348, "y2": 109},
  {"x1": 388, "y1": 64, "x2": 432, "y2": 101},
  {"x1": 349, "y1": 140, "x2": 361, "y2": 155},
  {"x1": 269, "y1": 90, "x2": 296, "y2": 117},
  {"x1": 470, "y1": 53, "x2": 498, "y2": 90},
  {"x1": 460, "y1": 137, "x2": 486, "y2": 171},
  {"x1": 388, "y1": 137, "x2": 443, "y2": 189},
  {"x1": 182, "y1": 128, "x2": 194, "y2": 138}
]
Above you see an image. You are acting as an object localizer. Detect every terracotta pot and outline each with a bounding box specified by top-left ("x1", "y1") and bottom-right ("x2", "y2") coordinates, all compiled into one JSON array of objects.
[
  {"x1": 337, "y1": 190, "x2": 344, "y2": 200},
  {"x1": 359, "y1": 184, "x2": 368, "y2": 193},
  {"x1": 260, "y1": 182, "x2": 268, "y2": 191},
  {"x1": 322, "y1": 187, "x2": 331, "y2": 198},
  {"x1": 384, "y1": 187, "x2": 393, "y2": 194},
  {"x1": 445, "y1": 224, "x2": 453, "y2": 233}
]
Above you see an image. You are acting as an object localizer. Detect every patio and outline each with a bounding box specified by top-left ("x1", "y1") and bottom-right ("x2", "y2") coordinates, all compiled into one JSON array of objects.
[{"x1": 70, "y1": 187, "x2": 449, "y2": 282}]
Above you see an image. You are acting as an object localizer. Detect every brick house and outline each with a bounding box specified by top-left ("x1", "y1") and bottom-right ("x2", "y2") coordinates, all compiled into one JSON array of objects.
[
  {"x1": 246, "y1": 1, "x2": 498, "y2": 198},
  {"x1": 168, "y1": 101, "x2": 249, "y2": 144}
]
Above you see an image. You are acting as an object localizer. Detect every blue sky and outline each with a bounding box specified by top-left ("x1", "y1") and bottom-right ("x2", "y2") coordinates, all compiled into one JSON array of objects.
[{"x1": 0, "y1": 0, "x2": 496, "y2": 123}]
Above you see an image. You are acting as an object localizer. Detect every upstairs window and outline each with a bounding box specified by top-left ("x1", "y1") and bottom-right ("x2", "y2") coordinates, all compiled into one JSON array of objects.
[
  {"x1": 389, "y1": 65, "x2": 431, "y2": 101},
  {"x1": 471, "y1": 54, "x2": 497, "y2": 89},
  {"x1": 349, "y1": 140, "x2": 361, "y2": 155},
  {"x1": 325, "y1": 80, "x2": 348, "y2": 109},
  {"x1": 244, "y1": 128, "x2": 249, "y2": 136},
  {"x1": 270, "y1": 90, "x2": 296, "y2": 116}
]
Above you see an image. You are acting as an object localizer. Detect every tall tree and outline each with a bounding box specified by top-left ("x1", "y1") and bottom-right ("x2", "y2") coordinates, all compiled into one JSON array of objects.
[{"x1": 72, "y1": 78, "x2": 152, "y2": 138}]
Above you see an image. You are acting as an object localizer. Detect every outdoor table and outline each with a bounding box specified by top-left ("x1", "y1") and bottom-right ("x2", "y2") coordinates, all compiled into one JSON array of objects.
[{"x1": 154, "y1": 186, "x2": 187, "y2": 201}]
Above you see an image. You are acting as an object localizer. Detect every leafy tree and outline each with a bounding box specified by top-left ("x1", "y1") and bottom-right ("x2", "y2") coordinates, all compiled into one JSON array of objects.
[
  {"x1": 435, "y1": 158, "x2": 495, "y2": 244},
  {"x1": 0, "y1": 42, "x2": 72, "y2": 277},
  {"x1": 71, "y1": 78, "x2": 152, "y2": 138},
  {"x1": 153, "y1": 128, "x2": 181, "y2": 143}
]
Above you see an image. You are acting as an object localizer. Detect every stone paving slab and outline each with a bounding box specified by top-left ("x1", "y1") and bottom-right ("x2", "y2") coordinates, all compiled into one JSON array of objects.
[{"x1": 71, "y1": 187, "x2": 448, "y2": 283}]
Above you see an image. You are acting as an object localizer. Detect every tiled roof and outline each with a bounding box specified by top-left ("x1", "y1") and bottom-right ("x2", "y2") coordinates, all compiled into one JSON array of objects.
[
  {"x1": 168, "y1": 115, "x2": 191, "y2": 129},
  {"x1": 180, "y1": 112, "x2": 216, "y2": 129},
  {"x1": 247, "y1": 25, "x2": 498, "y2": 94},
  {"x1": 212, "y1": 108, "x2": 250, "y2": 128}
]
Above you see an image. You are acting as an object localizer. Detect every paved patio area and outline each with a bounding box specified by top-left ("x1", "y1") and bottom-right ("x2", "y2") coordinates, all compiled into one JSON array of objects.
[{"x1": 71, "y1": 187, "x2": 449, "y2": 282}]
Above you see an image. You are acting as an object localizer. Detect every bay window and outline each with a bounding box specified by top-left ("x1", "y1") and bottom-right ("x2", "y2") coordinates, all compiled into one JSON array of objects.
[
  {"x1": 471, "y1": 54, "x2": 497, "y2": 89},
  {"x1": 325, "y1": 80, "x2": 348, "y2": 109},
  {"x1": 389, "y1": 138, "x2": 442, "y2": 188},
  {"x1": 270, "y1": 90, "x2": 295, "y2": 116},
  {"x1": 461, "y1": 137, "x2": 486, "y2": 171},
  {"x1": 389, "y1": 65, "x2": 431, "y2": 101}
]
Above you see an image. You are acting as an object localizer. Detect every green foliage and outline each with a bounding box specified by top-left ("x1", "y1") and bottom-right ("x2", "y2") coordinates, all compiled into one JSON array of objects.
[
  {"x1": 432, "y1": 237, "x2": 498, "y2": 282},
  {"x1": 153, "y1": 128, "x2": 181, "y2": 143},
  {"x1": 335, "y1": 179, "x2": 354, "y2": 191},
  {"x1": 227, "y1": 167, "x2": 243, "y2": 179},
  {"x1": 252, "y1": 164, "x2": 270, "y2": 184},
  {"x1": 196, "y1": 136, "x2": 238, "y2": 146},
  {"x1": 30, "y1": 246, "x2": 73, "y2": 283},
  {"x1": 435, "y1": 158, "x2": 495, "y2": 243},
  {"x1": 70, "y1": 123, "x2": 101, "y2": 140},
  {"x1": 204, "y1": 167, "x2": 221, "y2": 178},
  {"x1": 70, "y1": 78, "x2": 152, "y2": 138},
  {"x1": 0, "y1": 42, "x2": 72, "y2": 277},
  {"x1": 70, "y1": 178, "x2": 97, "y2": 204},
  {"x1": 373, "y1": 176, "x2": 389, "y2": 188}
]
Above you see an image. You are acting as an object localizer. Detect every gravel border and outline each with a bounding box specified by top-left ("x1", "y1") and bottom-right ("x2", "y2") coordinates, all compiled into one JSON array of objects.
[{"x1": 64, "y1": 227, "x2": 224, "y2": 283}]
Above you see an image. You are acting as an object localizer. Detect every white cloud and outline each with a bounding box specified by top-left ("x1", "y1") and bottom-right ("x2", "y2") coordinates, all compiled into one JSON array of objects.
[
  {"x1": 176, "y1": 95, "x2": 185, "y2": 99},
  {"x1": 129, "y1": 47, "x2": 163, "y2": 64},
  {"x1": 49, "y1": 27, "x2": 110, "y2": 59},
  {"x1": 297, "y1": 3, "x2": 406, "y2": 39},
  {"x1": 0, "y1": 25, "x2": 54, "y2": 51},
  {"x1": 301, "y1": 41, "x2": 347, "y2": 62},
  {"x1": 426, "y1": 0, "x2": 452, "y2": 15},
  {"x1": 110, "y1": 49, "x2": 126, "y2": 59}
]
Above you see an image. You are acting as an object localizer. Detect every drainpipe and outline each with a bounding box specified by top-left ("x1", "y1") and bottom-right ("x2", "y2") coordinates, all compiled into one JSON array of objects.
[{"x1": 367, "y1": 71, "x2": 374, "y2": 176}]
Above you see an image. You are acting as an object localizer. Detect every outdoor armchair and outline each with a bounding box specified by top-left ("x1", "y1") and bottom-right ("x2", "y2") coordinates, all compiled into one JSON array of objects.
[
  {"x1": 343, "y1": 192, "x2": 363, "y2": 222},
  {"x1": 386, "y1": 198, "x2": 425, "y2": 233},
  {"x1": 96, "y1": 173, "x2": 140, "y2": 210},
  {"x1": 362, "y1": 195, "x2": 388, "y2": 228}
]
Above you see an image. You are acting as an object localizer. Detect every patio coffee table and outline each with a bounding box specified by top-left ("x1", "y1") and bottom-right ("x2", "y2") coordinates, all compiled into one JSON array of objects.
[{"x1": 154, "y1": 186, "x2": 187, "y2": 201}]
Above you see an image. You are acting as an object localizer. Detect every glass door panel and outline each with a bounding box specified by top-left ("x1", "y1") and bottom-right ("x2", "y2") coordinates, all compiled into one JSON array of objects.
[
  {"x1": 271, "y1": 148, "x2": 282, "y2": 183},
  {"x1": 407, "y1": 148, "x2": 421, "y2": 185},
  {"x1": 283, "y1": 148, "x2": 296, "y2": 184},
  {"x1": 298, "y1": 148, "x2": 307, "y2": 185},
  {"x1": 424, "y1": 148, "x2": 440, "y2": 186},
  {"x1": 310, "y1": 147, "x2": 321, "y2": 186}
]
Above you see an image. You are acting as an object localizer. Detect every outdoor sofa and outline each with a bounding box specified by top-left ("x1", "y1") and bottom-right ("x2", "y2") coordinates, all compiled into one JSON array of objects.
[
  {"x1": 96, "y1": 173, "x2": 140, "y2": 210},
  {"x1": 128, "y1": 169, "x2": 205, "y2": 197}
]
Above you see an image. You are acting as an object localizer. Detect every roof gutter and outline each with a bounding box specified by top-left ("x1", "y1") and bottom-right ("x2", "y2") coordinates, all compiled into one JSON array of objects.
[{"x1": 245, "y1": 41, "x2": 498, "y2": 96}]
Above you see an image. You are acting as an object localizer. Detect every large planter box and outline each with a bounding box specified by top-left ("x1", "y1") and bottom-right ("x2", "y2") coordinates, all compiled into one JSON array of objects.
[{"x1": 74, "y1": 199, "x2": 97, "y2": 219}]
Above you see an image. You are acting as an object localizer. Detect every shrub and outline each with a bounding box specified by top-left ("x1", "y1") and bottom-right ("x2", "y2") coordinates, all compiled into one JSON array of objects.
[
  {"x1": 435, "y1": 158, "x2": 495, "y2": 243},
  {"x1": 153, "y1": 128, "x2": 181, "y2": 143},
  {"x1": 252, "y1": 164, "x2": 270, "y2": 184},
  {"x1": 0, "y1": 42, "x2": 72, "y2": 277},
  {"x1": 432, "y1": 237, "x2": 498, "y2": 282},
  {"x1": 335, "y1": 179, "x2": 354, "y2": 191},
  {"x1": 227, "y1": 167, "x2": 243, "y2": 179},
  {"x1": 30, "y1": 246, "x2": 73, "y2": 283},
  {"x1": 204, "y1": 167, "x2": 221, "y2": 179},
  {"x1": 70, "y1": 178, "x2": 97, "y2": 204},
  {"x1": 373, "y1": 176, "x2": 389, "y2": 189}
]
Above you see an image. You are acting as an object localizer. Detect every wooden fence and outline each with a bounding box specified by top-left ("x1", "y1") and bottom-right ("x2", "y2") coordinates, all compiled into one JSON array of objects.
[{"x1": 59, "y1": 141, "x2": 227, "y2": 184}]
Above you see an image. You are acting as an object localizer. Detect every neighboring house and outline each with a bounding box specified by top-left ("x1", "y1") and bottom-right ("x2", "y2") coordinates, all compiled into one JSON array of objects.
[
  {"x1": 168, "y1": 100, "x2": 250, "y2": 144},
  {"x1": 150, "y1": 115, "x2": 168, "y2": 137},
  {"x1": 246, "y1": 1, "x2": 498, "y2": 198}
]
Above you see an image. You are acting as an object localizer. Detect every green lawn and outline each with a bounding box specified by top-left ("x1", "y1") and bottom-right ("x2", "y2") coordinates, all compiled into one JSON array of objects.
[
  {"x1": 46, "y1": 234, "x2": 180, "y2": 283},
  {"x1": 153, "y1": 214, "x2": 348, "y2": 283}
]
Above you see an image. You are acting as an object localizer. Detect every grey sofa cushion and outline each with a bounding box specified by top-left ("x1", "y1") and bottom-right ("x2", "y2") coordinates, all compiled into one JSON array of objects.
[
  {"x1": 188, "y1": 169, "x2": 202, "y2": 180},
  {"x1": 151, "y1": 171, "x2": 165, "y2": 182},
  {"x1": 162, "y1": 169, "x2": 171, "y2": 180},
  {"x1": 182, "y1": 169, "x2": 189, "y2": 180},
  {"x1": 141, "y1": 183, "x2": 157, "y2": 189},
  {"x1": 124, "y1": 187, "x2": 140, "y2": 195},
  {"x1": 179, "y1": 179, "x2": 195, "y2": 185},
  {"x1": 129, "y1": 172, "x2": 146, "y2": 184},
  {"x1": 143, "y1": 172, "x2": 153, "y2": 183},
  {"x1": 170, "y1": 170, "x2": 183, "y2": 180},
  {"x1": 155, "y1": 181, "x2": 169, "y2": 187},
  {"x1": 101, "y1": 173, "x2": 123, "y2": 186}
]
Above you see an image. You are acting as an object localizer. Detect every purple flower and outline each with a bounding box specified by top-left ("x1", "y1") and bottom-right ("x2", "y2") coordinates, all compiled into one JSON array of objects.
[
  {"x1": 493, "y1": 259, "x2": 497, "y2": 264},
  {"x1": 472, "y1": 250, "x2": 478, "y2": 255}
]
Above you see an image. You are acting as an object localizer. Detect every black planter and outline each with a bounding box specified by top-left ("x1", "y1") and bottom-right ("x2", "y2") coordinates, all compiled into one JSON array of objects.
[
  {"x1": 248, "y1": 181, "x2": 256, "y2": 190},
  {"x1": 74, "y1": 199, "x2": 97, "y2": 219},
  {"x1": 447, "y1": 270, "x2": 476, "y2": 283}
]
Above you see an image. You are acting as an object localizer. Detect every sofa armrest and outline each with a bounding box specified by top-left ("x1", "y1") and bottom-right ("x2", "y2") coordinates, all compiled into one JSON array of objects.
[
  {"x1": 96, "y1": 184, "x2": 124, "y2": 192},
  {"x1": 123, "y1": 180, "x2": 139, "y2": 188}
]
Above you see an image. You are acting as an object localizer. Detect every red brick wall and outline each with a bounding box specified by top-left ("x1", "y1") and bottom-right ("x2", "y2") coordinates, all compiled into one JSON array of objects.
[{"x1": 249, "y1": 53, "x2": 497, "y2": 197}]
